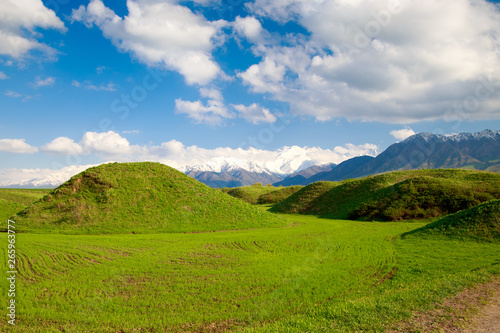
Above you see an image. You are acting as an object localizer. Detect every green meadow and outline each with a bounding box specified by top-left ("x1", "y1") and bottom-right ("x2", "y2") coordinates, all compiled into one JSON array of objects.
[
  {"x1": 1, "y1": 164, "x2": 500, "y2": 332},
  {"x1": 1, "y1": 215, "x2": 499, "y2": 332}
]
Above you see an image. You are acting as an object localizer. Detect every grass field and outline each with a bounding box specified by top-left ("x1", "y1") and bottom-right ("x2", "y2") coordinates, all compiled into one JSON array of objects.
[
  {"x1": 0, "y1": 189, "x2": 50, "y2": 222},
  {"x1": 2, "y1": 214, "x2": 499, "y2": 332}
]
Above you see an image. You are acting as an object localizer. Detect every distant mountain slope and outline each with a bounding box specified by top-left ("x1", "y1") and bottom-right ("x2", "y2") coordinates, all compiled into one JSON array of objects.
[
  {"x1": 271, "y1": 169, "x2": 500, "y2": 221},
  {"x1": 273, "y1": 163, "x2": 336, "y2": 186},
  {"x1": 349, "y1": 129, "x2": 500, "y2": 178},
  {"x1": 181, "y1": 148, "x2": 334, "y2": 187},
  {"x1": 184, "y1": 169, "x2": 284, "y2": 188},
  {"x1": 289, "y1": 129, "x2": 500, "y2": 185},
  {"x1": 14, "y1": 162, "x2": 287, "y2": 234},
  {"x1": 307, "y1": 156, "x2": 375, "y2": 183}
]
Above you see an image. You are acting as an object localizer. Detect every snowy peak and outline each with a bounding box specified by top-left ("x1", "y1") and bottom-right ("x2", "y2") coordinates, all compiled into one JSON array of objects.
[
  {"x1": 181, "y1": 158, "x2": 271, "y2": 175},
  {"x1": 180, "y1": 146, "x2": 335, "y2": 176},
  {"x1": 403, "y1": 129, "x2": 500, "y2": 144}
]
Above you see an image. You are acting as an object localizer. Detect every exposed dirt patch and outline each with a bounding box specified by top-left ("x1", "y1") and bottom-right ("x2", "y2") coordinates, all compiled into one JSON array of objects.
[{"x1": 389, "y1": 277, "x2": 500, "y2": 332}]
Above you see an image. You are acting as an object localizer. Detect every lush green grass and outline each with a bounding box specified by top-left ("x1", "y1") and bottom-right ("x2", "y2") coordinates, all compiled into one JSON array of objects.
[
  {"x1": 2, "y1": 214, "x2": 499, "y2": 332},
  {"x1": 224, "y1": 185, "x2": 304, "y2": 205},
  {"x1": 257, "y1": 186, "x2": 304, "y2": 204},
  {"x1": 223, "y1": 185, "x2": 279, "y2": 205},
  {"x1": 271, "y1": 169, "x2": 500, "y2": 221},
  {"x1": 270, "y1": 181, "x2": 340, "y2": 214},
  {"x1": 13, "y1": 162, "x2": 287, "y2": 234},
  {"x1": 0, "y1": 189, "x2": 51, "y2": 222},
  {"x1": 403, "y1": 199, "x2": 500, "y2": 242}
]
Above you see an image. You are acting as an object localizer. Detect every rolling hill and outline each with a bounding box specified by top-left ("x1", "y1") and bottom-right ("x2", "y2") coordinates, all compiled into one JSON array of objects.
[
  {"x1": 222, "y1": 184, "x2": 303, "y2": 205},
  {"x1": 403, "y1": 200, "x2": 500, "y2": 242},
  {"x1": 13, "y1": 162, "x2": 287, "y2": 234},
  {"x1": 271, "y1": 169, "x2": 500, "y2": 221}
]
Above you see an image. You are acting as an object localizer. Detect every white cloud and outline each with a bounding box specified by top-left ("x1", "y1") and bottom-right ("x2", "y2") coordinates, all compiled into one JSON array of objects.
[
  {"x1": 0, "y1": 72, "x2": 9, "y2": 79},
  {"x1": 175, "y1": 86, "x2": 234, "y2": 125},
  {"x1": 81, "y1": 131, "x2": 131, "y2": 155},
  {"x1": 96, "y1": 65, "x2": 108, "y2": 74},
  {"x1": 0, "y1": 139, "x2": 38, "y2": 154},
  {"x1": 4, "y1": 90, "x2": 38, "y2": 102},
  {"x1": 41, "y1": 137, "x2": 84, "y2": 155},
  {"x1": 390, "y1": 128, "x2": 416, "y2": 141},
  {"x1": 242, "y1": 0, "x2": 500, "y2": 123},
  {"x1": 0, "y1": 0, "x2": 66, "y2": 59},
  {"x1": 72, "y1": 80, "x2": 117, "y2": 91},
  {"x1": 71, "y1": 0, "x2": 226, "y2": 85},
  {"x1": 233, "y1": 16, "x2": 266, "y2": 43},
  {"x1": 175, "y1": 98, "x2": 233, "y2": 126},
  {"x1": 33, "y1": 76, "x2": 55, "y2": 88},
  {"x1": 332, "y1": 143, "x2": 379, "y2": 158},
  {"x1": 0, "y1": 132, "x2": 380, "y2": 187},
  {"x1": 231, "y1": 103, "x2": 277, "y2": 124},
  {"x1": 122, "y1": 130, "x2": 140, "y2": 134},
  {"x1": 0, "y1": 164, "x2": 99, "y2": 188},
  {"x1": 5, "y1": 90, "x2": 22, "y2": 98}
]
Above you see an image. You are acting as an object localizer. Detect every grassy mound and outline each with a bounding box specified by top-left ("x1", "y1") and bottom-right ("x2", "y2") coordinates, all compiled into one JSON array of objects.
[
  {"x1": 13, "y1": 162, "x2": 287, "y2": 234},
  {"x1": 270, "y1": 181, "x2": 339, "y2": 214},
  {"x1": 222, "y1": 184, "x2": 277, "y2": 205},
  {"x1": 0, "y1": 189, "x2": 50, "y2": 222},
  {"x1": 257, "y1": 185, "x2": 303, "y2": 204},
  {"x1": 271, "y1": 169, "x2": 500, "y2": 221},
  {"x1": 403, "y1": 200, "x2": 500, "y2": 242}
]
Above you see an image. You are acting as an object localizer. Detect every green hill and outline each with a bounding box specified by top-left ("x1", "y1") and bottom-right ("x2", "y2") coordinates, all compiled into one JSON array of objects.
[
  {"x1": 223, "y1": 184, "x2": 304, "y2": 205},
  {"x1": 271, "y1": 169, "x2": 500, "y2": 221},
  {"x1": 257, "y1": 185, "x2": 303, "y2": 204},
  {"x1": 222, "y1": 184, "x2": 277, "y2": 204},
  {"x1": 270, "y1": 181, "x2": 340, "y2": 214},
  {"x1": 13, "y1": 162, "x2": 287, "y2": 234},
  {"x1": 0, "y1": 189, "x2": 51, "y2": 222},
  {"x1": 402, "y1": 200, "x2": 500, "y2": 242}
]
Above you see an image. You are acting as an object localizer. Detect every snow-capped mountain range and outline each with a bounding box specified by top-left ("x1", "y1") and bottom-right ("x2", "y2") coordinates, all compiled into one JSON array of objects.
[{"x1": 2, "y1": 130, "x2": 498, "y2": 188}]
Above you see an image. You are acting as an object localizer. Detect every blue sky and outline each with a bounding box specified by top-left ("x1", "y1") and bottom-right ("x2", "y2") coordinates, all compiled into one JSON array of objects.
[{"x1": 1, "y1": 0, "x2": 500, "y2": 183}]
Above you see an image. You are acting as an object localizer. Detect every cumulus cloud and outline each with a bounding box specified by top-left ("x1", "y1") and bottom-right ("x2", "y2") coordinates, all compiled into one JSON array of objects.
[
  {"x1": 36, "y1": 131, "x2": 378, "y2": 171},
  {"x1": 242, "y1": 0, "x2": 500, "y2": 123},
  {"x1": 175, "y1": 99, "x2": 233, "y2": 126},
  {"x1": 81, "y1": 131, "x2": 131, "y2": 155},
  {"x1": 390, "y1": 128, "x2": 416, "y2": 141},
  {"x1": 175, "y1": 87, "x2": 234, "y2": 125},
  {"x1": 0, "y1": 72, "x2": 8, "y2": 79},
  {"x1": 233, "y1": 16, "x2": 266, "y2": 43},
  {"x1": 0, "y1": 139, "x2": 38, "y2": 154},
  {"x1": 231, "y1": 103, "x2": 277, "y2": 124},
  {"x1": 39, "y1": 131, "x2": 132, "y2": 157},
  {"x1": 0, "y1": 0, "x2": 66, "y2": 59},
  {"x1": 41, "y1": 137, "x2": 84, "y2": 155},
  {"x1": 33, "y1": 76, "x2": 55, "y2": 88},
  {"x1": 71, "y1": 0, "x2": 226, "y2": 85},
  {"x1": 0, "y1": 131, "x2": 380, "y2": 186}
]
